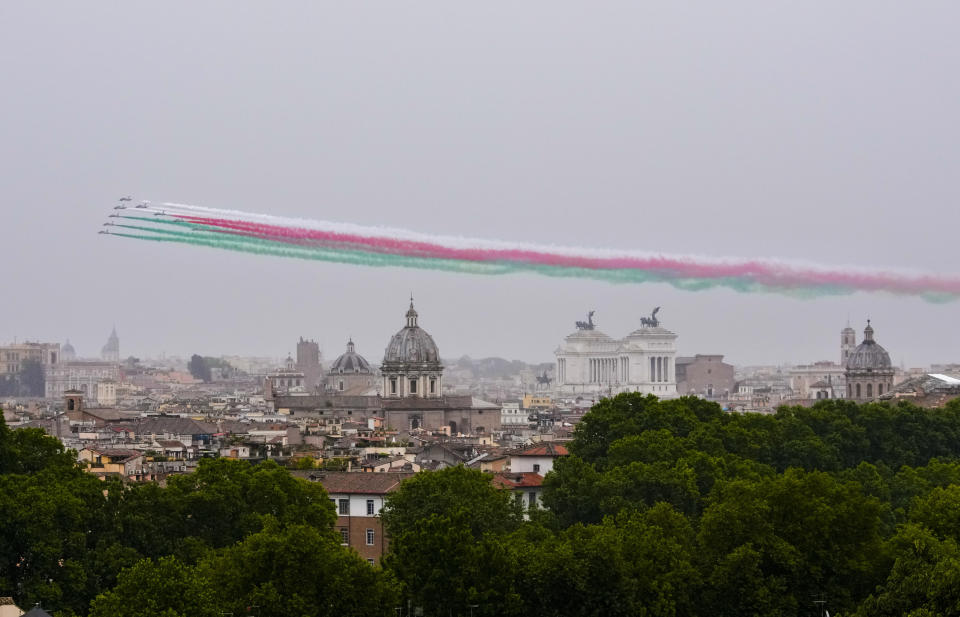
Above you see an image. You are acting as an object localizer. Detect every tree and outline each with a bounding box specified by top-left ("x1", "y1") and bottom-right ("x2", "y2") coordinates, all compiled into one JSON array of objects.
[
  {"x1": 200, "y1": 522, "x2": 398, "y2": 617},
  {"x1": 854, "y1": 525, "x2": 960, "y2": 617},
  {"x1": 88, "y1": 556, "x2": 217, "y2": 617},
  {"x1": 187, "y1": 354, "x2": 211, "y2": 383},
  {"x1": 381, "y1": 467, "x2": 523, "y2": 616},
  {"x1": 516, "y1": 504, "x2": 700, "y2": 617},
  {"x1": 122, "y1": 459, "x2": 336, "y2": 556},
  {"x1": 698, "y1": 469, "x2": 887, "y2": 616}
]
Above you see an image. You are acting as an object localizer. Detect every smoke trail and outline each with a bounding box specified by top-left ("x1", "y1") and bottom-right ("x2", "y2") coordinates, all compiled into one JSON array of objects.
[{"x1": 103, "y1": 202, "x2": 960, "y2": 301}]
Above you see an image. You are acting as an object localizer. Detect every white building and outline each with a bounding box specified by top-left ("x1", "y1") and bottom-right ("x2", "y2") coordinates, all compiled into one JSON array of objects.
[
  {"x1": 45, "y1": 361, "x2": 121, "y2": 403},
  {"x1": 554, "y1": 310, "x2": 679, "y2": 398},
  {"x1": 508, "y1": 441, "x2": 569, "y2": 476},
  {"x1": 500, "y1": 400, "x2": 526, "y2": 426}
]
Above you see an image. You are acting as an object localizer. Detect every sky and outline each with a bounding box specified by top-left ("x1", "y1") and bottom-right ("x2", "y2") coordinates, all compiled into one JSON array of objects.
[{"x1": 1, "y1": 2, "x2": 958, "y2": 368}]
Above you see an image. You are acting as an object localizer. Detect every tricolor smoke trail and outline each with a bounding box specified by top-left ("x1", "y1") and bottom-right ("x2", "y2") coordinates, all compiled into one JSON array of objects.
[{"x1": 102, "y1": 201, "x2": 960, "y2": 301}]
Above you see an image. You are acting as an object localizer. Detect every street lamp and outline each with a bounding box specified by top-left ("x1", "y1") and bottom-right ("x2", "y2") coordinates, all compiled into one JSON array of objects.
[{"x1": 468, "y1": 604, "x2": 479, "y2": 617}]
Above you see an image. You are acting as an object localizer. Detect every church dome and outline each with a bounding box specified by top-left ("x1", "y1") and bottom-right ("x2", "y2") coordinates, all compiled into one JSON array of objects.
[
  {"x1": 383, "y1": 300, "x2": 441, "y2": 365},
  {"x1": 846, "y1": 321, "x2": 892, "y2": 370},
  {"x1": 330, "y1": 339, "x2": 372, "y2": 374}
]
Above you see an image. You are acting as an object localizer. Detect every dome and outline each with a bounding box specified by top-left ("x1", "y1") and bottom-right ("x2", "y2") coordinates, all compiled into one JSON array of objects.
[
  {"x1": 846, "y1": 321, "x2": 892, "y2": 370},
  {"x1": 383, "y1": 300, "x2": 441, "y2": 365},
  {"x1": 102, "y1": 327, "x2": 119, "y2": 353},
  {"x1": 330, "y1": 339, "x2": 372, "y2": 374}
]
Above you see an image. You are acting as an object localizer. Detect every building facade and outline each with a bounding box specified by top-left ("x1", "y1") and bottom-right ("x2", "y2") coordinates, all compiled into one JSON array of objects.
[
  {"x1": 45, "y1": 361, "x2": 121, "y2": 403},
  {"x1": 0, "y1": 342, "x2": 60, "y2": 377},
  {"x1": 293, "y1": 471, "x2": 414, "y2": 564},
  {"x1": 555, "y1": 311, "x2": 678, "y2": 398},
  {"x1": 676, "y1": 354, "x2": 736, "y2": 398},
  {"x1": 789, "y1": 361, "x2": 846, "y2": 400}
]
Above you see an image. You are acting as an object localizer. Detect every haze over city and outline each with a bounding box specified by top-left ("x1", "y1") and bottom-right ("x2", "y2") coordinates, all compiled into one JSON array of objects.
[{"x1": 2, "y1": 2, "x2": 959, "y2": 367}]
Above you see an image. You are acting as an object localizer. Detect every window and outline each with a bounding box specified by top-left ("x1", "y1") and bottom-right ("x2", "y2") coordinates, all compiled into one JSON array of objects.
[
  {"x1": 338, "y1": 499, "x2": 350, "y2": 515},
  {"x1": 533, "y1": 464, "x2": 540, "y2": 473},
  {"x1": 367, "y1": 558, "x2": 375, "y2": 565},
  {"x1": 339, "y1": 529, "x2": 349, "y2": 544},
  {"x1": 366, "y1": 499, "x2": 375, "y2": 515},
  {"x1": 430, "y1": 379, "x2": 436, "y2": 394},
  {"x1": 409, "y1": 379, "x2": 418, "y2": 394},
  {"x1": 338, "y1": 380, "x2": 344, "y2": 391},
  {"x1": 366, "y1": 529, "x2": 375, "y2": 545},
  {"x1": 867, "y1": 383, "x2": 873, "y2": 397},
  {"x1": 390, "y1": 378, "x2": 397, "y2": 394},
  {"x1": 529, "y1": 492, "x2": 537, "y2": 508}
]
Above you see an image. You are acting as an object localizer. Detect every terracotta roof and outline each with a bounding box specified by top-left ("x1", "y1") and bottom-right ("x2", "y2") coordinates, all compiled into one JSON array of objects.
[
  {"x1": 510, "y1": 442, "x2": 569, "y2": 457},
  {"x1": 290, "y1": 470, "x2": 414, "y2": 494},
  {"x1": 492, "y1": 472, "x2": 544, "y2": 489}
]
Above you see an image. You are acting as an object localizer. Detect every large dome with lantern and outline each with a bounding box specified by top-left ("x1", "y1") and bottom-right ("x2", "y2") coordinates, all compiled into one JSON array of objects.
[{"x1": 383, "y1": 300, "x2": 441, "y2": 366}]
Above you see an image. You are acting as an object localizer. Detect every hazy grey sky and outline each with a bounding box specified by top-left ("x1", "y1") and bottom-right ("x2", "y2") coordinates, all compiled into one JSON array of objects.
[{"x1": 2, "y1": 2, "x2": 958, "y2": 367}]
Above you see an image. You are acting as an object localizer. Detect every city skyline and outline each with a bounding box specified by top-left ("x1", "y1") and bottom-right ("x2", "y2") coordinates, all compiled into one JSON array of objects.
[{"x1": 2, "y1": 305, "x2": 939, "y2": 370}]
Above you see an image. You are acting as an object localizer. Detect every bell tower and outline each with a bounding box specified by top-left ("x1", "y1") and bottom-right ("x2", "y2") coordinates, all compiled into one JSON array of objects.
[
  {"x1": 841, "y1": 322, "x2": 856, "y2": 366},
  {"x1": 64, "y1": 389, "x2": 84, "y2": 414}
]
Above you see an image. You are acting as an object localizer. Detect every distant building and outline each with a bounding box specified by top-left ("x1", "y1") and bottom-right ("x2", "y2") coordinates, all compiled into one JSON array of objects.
[
  {"x1": 555, "y1": 309, "x2": 678, "y2": 398},
  {"x1": 101, "y1": 327, "x2": 120, "y2": 362},
  {"x1": 675, "y1": 354, "x2": 735, "y2": 398},
  {"x1": 500, "y1": 400, "x2": 526, "y2": 426},
  {"x1": 274, "y1": 300, "x2": 501, "y2": 436},
  {"x1": 45, "y1": 361, "x2": 121, "y2": 403},
  {"x1": 381, "y1": 300, "x2": 443, "y2": 399},
  {"x1": 521, "y1": 394, "x2": 552, "y2": 409},
  {"x1": 264, "y1": 355, "x2": 306, "y2": 397},
  {"x1": 296, "y1": 337, "x2": 324, "y2": 391},
  {"x1": 841, "y1": 324, "x2": 857, "y2": 366},
  {"x1": 789, "y1": 361, "x2": 845, "y2": 400},
  {"x1": 0, "y1": 341, "x2": 60, "y2": 377},
  {"x1": 95, "y1": 379, "x2": 118, "y2": 407},
  {"x1": 328, "y1": 339, "x2": 376, "y2": 394},
  {"x1": 845, "y1": 321, "x2": 894, "y2": 401}
]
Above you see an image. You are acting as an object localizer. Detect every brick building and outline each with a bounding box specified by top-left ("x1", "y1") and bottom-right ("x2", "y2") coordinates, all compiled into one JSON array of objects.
[{"x1": 292, "y1": 471, "x2": 413, "y2": 564}]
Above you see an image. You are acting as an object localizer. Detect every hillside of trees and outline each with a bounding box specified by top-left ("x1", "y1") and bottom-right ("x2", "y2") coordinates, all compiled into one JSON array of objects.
[{"x1": 4, "y1": 394, "x2": 960, "y2": 616}]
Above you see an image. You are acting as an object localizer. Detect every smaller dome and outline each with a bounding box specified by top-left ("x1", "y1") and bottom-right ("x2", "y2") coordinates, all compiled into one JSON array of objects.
[
  {"x1": 330, "y1": 339, "x2": 373, "y2": 374},
  {"x1": 63, "y1": 340, "x2": 75, "y2": 354},
  {"x1": 846, "y1": 321, "x2": 892, "y2": 370}
]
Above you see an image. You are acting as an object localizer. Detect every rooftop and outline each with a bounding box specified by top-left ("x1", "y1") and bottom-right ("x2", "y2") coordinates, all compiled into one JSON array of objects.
[{"x1": 290, "y1": 470, "x2": 414, "y2": 494}]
